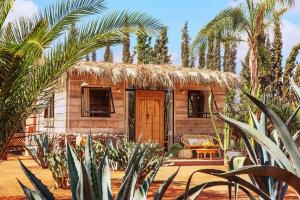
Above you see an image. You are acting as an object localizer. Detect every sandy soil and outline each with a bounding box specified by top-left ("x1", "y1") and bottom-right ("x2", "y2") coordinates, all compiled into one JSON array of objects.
[{"x1": 0, "y1": 156, "x2": 298, "y2": 200}]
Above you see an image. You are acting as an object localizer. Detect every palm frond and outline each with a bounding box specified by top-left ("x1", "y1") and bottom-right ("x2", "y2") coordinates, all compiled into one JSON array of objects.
[{"x1": 0, "y1": 0, "x2": 13, "y2": 30}]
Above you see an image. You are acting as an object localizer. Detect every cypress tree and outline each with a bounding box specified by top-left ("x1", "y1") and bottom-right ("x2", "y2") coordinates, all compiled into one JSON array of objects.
[
  {"x1": 144, "y1": 37, "x2": 153, "y2": 64},
  {"x1": 223, "y1": 38, "x2": 231, "y2": 72},
  {"x1": 181, "y1": 22, "x2": 190, "y2": 67},
  {"x1": 92, "y1": 51, "x2": 97, "y2": 61},
  {"x1": 213, "y1": 33, "x2": 221, "y2": 71},
  {"x1": 135, "y1": 27, "x2": 148, "y2": 64},
  {"x1": 241, "y1": 52, "x2": 251, "y2": 82},
  {"x1": 206, "y1": 36, "x2": 214, "y2": 70},
  {"x1": 270, "y1": 16, "x2": 283, "y2": 96},
  {"x1": 104, "y1": 46, "x2": 113, "y2": 63},
  {"x1": 229, "y1": 42, "x2": 237, "y2": 73},
  {"x1": 283, "y1": 43, "x2": 300, "y2": 101},
  {"x1": 122, "y1": 15, "x2": 130, "y2": 63},
  {"x1": 135, "y1": 27, "x2": 153, "y2": 64},
  {"x1": 153, "y1": 27, "x2": 171, "y2": 64},
  {"x1": 198, "y1": 44, "x2": 206, "y2": 69},
  {"x1": 294, "y1": 64, "x2": 300, "y2": 85}
]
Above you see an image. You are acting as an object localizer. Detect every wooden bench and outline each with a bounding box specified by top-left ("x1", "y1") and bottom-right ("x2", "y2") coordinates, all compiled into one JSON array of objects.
[
  {"x1": 181, "y1": 135, "x2": 220, "y2": 159},
  {"x1": 181, "y1": 135, "x2": 219, "y2": 149}
]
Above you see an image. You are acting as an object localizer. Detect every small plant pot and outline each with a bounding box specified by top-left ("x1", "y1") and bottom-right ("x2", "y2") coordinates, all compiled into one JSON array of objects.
[{"x1": 178, "y1": 149, "x2": 193, "y2": 159}]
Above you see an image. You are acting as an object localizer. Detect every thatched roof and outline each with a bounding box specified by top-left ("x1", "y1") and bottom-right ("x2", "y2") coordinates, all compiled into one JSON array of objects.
[{"x1": 71, "y1": 62, "x2": 242, "y2": 89}]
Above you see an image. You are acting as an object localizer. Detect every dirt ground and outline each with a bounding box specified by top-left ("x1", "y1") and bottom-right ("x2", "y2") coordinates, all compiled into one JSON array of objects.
[{"x1": 0, "y1": 156, "x2": 298, "y2": 200}]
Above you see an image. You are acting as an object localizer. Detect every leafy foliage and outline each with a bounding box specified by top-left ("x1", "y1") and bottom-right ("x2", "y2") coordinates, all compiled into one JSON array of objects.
[
  {"x1": 181, "y1": 22, "x2": 190, "y2": 68},
  {"x1": 153, "y1": 27, "x2": 171, "y2": 64},
  {"x1": 192, "y1": 0, "x2": 295, "y2": 94},
  {"x1": 26, "y1": 133, "x2": 53, "y2": 169},
  {"x1": 46, "y1": 148, "x2": 69, "y2": 189},
  {"x1": 18, "y1": 135, "x2": 178, "y2": 200},
  {"x1": 182, "y1": 79, "x2": 300, "y2": 200},
  {"x1": 0, "y1": 0, "x2": 162, "y2": 157},
  {"x1": 283, "y1": 43, "x2": 300, "y2": 102}
]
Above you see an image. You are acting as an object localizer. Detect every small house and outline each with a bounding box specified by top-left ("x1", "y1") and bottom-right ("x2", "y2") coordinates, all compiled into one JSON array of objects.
[{"x1": 30, "y1": 62, "x2": 241, "y2": 147}]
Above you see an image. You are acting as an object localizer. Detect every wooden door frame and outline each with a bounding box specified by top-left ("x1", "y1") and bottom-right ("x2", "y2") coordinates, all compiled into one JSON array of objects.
[{"x1": 125, "y1": 88, "x2": 174, "y2": 148}]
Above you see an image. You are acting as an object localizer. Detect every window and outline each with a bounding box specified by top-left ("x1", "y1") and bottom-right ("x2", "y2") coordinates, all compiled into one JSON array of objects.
[
  {"x1": 188, "y1": 90, "x2": 208, "y2": 118},
  {"x1": 44, "y1": 94, "x2": 54, "y2": 119},
  {"x1": 81, "y1": 87, "x2": 115, "y2": 117}
]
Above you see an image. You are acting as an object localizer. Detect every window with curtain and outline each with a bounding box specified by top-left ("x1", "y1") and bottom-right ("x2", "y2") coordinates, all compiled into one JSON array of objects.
[
  {"x1": 81, "y1": 87, "x2": 113, "y2": 117},
  {"x1": 44, "y1": 94, "x2": 54, "y2": 119},
  {"x1": 188, "y1": 90, "x2": 208, "y2": 118}
]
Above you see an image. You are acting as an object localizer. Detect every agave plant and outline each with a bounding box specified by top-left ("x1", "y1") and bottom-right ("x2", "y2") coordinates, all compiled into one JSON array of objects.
[
  {"x1": 26, "y1": 133, "x2": 54, "y2": 168},
  {"x1": 18, "y1": 135, "x2": 178, "y2": 200},
  {"x1": 180, "y1": 79, "x2": 300, "y2": 200}
]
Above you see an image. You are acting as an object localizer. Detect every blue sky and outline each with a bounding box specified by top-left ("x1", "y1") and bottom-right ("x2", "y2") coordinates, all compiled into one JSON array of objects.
[{"x1": 8, "y1": 0, "x2": 300, "y2": 73}]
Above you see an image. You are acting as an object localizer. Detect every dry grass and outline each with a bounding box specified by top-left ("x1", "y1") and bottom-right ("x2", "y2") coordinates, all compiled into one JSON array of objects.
[
  {"x1": 0, "y1": 156, "x2": 298, "y2": 200},
  {"x1": 71, "y1": 62, "x2": 242, "y2": 89}
]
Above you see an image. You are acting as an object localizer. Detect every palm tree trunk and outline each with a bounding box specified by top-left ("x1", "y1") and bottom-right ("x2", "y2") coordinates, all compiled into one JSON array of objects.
[{"x1": 249, "y1": 43, "x2": 259, "y2": 95}]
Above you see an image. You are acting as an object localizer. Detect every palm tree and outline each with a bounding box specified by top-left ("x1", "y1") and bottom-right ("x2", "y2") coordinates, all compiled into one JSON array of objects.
[
  {"x1": 0, "y1": 0, "x2": 162, "y2": 157},
  {"x1": 192, "y1": 0, "x2": 294, "y2": 94}
]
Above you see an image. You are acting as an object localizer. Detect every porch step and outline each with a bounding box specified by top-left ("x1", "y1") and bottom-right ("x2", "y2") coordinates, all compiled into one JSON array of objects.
[{"x1": 164, "y1": 159, "x2": 224, "y2": 166}]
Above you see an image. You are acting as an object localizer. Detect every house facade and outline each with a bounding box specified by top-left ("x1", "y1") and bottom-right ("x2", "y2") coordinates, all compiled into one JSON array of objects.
[{"x1": 30, "y1": 62, "x2": 241, "y2": 147}]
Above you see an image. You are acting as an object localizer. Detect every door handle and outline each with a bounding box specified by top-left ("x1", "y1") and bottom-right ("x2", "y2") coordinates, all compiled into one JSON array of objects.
[{"x1": 146, "y1": 113, "x2": 150, "y2": 119}]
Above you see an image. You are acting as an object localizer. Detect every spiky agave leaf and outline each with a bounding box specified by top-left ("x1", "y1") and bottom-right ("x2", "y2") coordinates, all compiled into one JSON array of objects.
[
  {"x1": 154, "y1": 167, "x2": 179, "y2": 200},
  {"x1": 217, "y1": 165, "x2": 300, "y2": 195},
  {"x1": 176, "y1": 181, "x2": 256, "y2": 200},
  {"x1": 133, "y1": 159, "x2": 163, "y2": 200},
  {"x1": 66, "y1": 143, "x2": 80, "y2": 200},
  {"x1": 219, "y1": 113, "x2": 295, "y2": 173},
  {"x1": 180, "y1": 168, "x2": 270, "y2": 200},
  {"x1": 76, "y1": 160, "x2": 96, "y2": 200},
  {"x1": 116, "y1": 146, "x2": 147, "y2": 200},
  {"x1": 84, "y1": 132, "x2": 94, "y2": 182},
  {"x1": 97, "y1": 147, "x2": 112, "y2": 200},
  {"x1": 17, "y1": 179, "x2": 42, "y2": 200},
  {"x1": 243, "y1": 91, "x2": 300, "y2": 176},
  {"x1": 18, "y1": 160, "x2": 55, "y2": 200}
]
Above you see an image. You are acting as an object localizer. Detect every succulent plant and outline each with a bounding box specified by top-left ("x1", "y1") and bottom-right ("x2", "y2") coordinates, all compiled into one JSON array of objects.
[
  {"x1": 26, "y1": 133, "x2": 54, "y2": 168},
  {"x1": 180, "y1": 78, "x2": 300, "y2": 200},
  {"x1": 18, "y1": 135, "x2": 178, "y2": 200}
]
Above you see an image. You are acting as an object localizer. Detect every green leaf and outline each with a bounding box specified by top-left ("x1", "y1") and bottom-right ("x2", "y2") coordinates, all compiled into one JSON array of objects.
[
  {"x1": 66, "y1": 143, "x2": 80, "y2": 200},
  {"x1": 218, "y1": 165, "x2": 300, "y2": 195},
  {"x1": 17, "y1": 179, "x2": 42, "y2": 200},
  {"x1": 97, "y1": 148, "x2": 112, "y2": 200},
  {"x1": 176, "y1": 181, "x2": 256, "y2": 200},
  {"x1": 76, "y1": 160, "x2": 96, "y2": 200},
  {"x1": 84, "y1": 132, "x2": 93, "y2": 181},
  {"x1": 133, "y1": 159, "x2": 163, "y2": 200},
  {"x1": 19, "y1": 160, "x2": 55, "y2": 200},
  {"x1": 219, "y1": 113, "x2": 295, "y2": 174},
  {"x1": 243, "y1": 91, "x2": 300, "y2": 176},
  {"x1": 154, "y1": 167, "x2": 179, "y2": 200}
]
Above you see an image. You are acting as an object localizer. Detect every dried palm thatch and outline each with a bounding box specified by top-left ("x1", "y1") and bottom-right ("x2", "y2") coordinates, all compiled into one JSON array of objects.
[{"x1": 71, "y1": 62, "x2": 242, "y2": 88}]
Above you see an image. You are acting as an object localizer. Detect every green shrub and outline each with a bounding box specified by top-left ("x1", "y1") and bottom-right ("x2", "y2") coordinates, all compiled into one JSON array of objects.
[
  {"x1": 167, "y1": 143, "x2": 183, "y2": 158},
  {"x1": 181, "y1": 79, "x2": 300, "y2": 200},
  {"x1": 46, "y1": 149, "x2": 68, "y2": 189}
]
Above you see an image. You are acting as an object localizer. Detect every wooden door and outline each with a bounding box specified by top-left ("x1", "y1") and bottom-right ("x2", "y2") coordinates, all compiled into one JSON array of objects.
[{"x1": 136, "y1": 90, "x2": 165, "y2": 146}]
